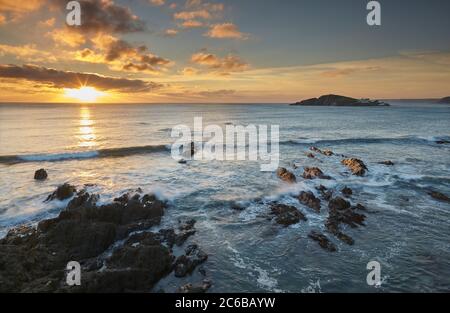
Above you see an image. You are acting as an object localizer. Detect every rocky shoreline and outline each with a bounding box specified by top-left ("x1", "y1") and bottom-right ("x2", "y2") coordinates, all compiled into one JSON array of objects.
[
  {"x1": 290, "y1": 94, "x2": 390, "y2": 107},
  {"x1": 1, "y1": 144, "x2": 449, "y2": 293},
  {"x1": 0, "y1": 186, "x2": 209, "y2": 293}
]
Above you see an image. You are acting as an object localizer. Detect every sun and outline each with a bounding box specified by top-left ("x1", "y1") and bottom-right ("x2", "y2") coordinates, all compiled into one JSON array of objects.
[{"x1": 64, "y1": 87, "x2": 105, "y2": 102}]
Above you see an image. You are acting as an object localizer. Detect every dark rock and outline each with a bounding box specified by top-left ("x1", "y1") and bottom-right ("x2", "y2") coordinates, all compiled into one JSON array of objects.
[
  {"x1": 45, "y1": 183, "x2": 76, "y2": 202},
  {"x1": 428, "y1": 191, "x2": 450, "y2": 203},
  {"x1": 231, "y1": 202, "x2": 246, "y2": 211},
  {"x1": 436, "y1": 140, "x2": 450, "y2": 145},
  {"x1": 308, "y1": 231, "x2": 336, "y2": 252},
  {"x1": 303, "y1": 167, "x2": 331, "y2": 180},
  {"x1": 0, "y1": 191, "x2": 172, "y2": 292},
  {"x1": 309, "y1": 147, "x2": 334, "y2": 156},
  {"x1": 328, "y1": 197, "x2": 351, "y2": 211},
  {"x1": 178, "y1": 280, "x2": 212, "y2": 293},
  {"x1": 276, "y1": 167, "x2": 297, "y2": 184},
  {"x1": 341, "y1": 158, "x2": 368, "y2": 176},
  {"x1": 341, "y1": 187, "x2": 353, "y2": 197},
  {"x1": 316, "y1": 185, "x2": 333, "y2": 201},
  {"x1": 297, "y1": 191, "x2": 321, "y2": 212},
  {"x1": 34, "y1": 169, "x2": 48, "y2": 180},
  {"x1": 178, "y1": 159, "x2": 187, "y2": 164},
  {"x1": 270, "y1": 204, "x2": 306, "y2": 226},
  {"x1": 437, "y1": 96, "x2": 450, "y2": 104},
  {"x1": 174, "y1": 244, "x2": 208, "y2": 278},
  {"x1": 291, "y1": 94, "x2": 390, "y2": 107},
  {"x1": 379, "y1": 160, "x2": 395, "y2": 166},
  {"x1": 306, "y1": 153, "x2": 315, "y2": 159}
]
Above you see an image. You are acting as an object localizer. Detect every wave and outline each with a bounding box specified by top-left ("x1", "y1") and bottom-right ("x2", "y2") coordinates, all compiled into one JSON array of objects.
[
  {"x1": 0, "y1": 144, "x2": 170, "y2": 164},
  {"x1": 280, "y1": 135, "x2": 450, "y2": 147}
]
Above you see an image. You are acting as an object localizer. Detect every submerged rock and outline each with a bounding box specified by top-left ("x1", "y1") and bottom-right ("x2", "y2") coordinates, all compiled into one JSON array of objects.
[
  {"x1": 297, "y1": 191, "x2": 321, "y2": 213},
  {"x1": 341, "y1": 158, "x2": 368, "y2": 176},
  {"x1": 34, "y1": 169, "x2": 48, "y2": 181},
  {"x1": 45, "y1": 183, "x2": 76, "y2": 201},
  {"x1": 428, "y1": 191, "x2": 450, "y2": 203},
  {"x1": 277, "y1": 167, "x2": 297, "y2": 184},
  {"x1": 302, "y1": 167, "x2": 331, "y2": 180},
  {"x1": 308, "y1": 231, "x2": 336, "y2": 252},
  {"x1": 310, "y1": 147, "x2": 334, "y2": 156},
  {"x1": 178, "y1": 280, "x2": 212, "y2": 293},
  {"x1": 341, "y1": 186, "x2": 353, "y2": 197},
  {"x1": 270, "y1": 204, "x2": 306, "y2": 226},
  {"x1": 379, "y1": 160, "x2": 395, "y2": 166}
]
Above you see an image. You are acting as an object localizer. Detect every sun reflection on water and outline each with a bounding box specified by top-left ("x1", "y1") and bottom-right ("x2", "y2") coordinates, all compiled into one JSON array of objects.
[{"x1": 78, "y1": 106, "x2": 97, "y2": 148}]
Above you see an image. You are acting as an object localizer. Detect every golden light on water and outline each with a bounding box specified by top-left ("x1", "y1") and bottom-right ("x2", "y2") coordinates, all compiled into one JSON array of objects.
[
  {"x1": 78, "y1": 107, "x2": 96, "y2": 148},
  {"x1": 64, "y1": 87, "x2": 105, "y2": 102}
]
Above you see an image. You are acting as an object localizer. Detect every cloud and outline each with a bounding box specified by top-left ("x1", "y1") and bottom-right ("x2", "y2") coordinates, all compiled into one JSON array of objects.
[
  {"x1": 39, "y1": 17, "x2": 55, "y2": 27},
  {"x1": 0, "y1": 44, "x2": 57, "y2": 62},
  {"x1": 149, "y1": 0, "x2": 165, "y2": 6},
  {"x1": 47, "y1": 28, "x2": 86, "y2": 47},
  {"x1": 174, "y1": 9, "x2": 211, "y2": 20},
  {"x1": 190, "y1": 51, "x2": 249, "y2": 74},
  {"x1": 0, "y1": 64, "x2": 161, "y2": 92},
  {"x1": 0, "y1": 13, "x2": 5, "y2": 24},
  {"x1": 76, "y1": 35, "x2": 172, "y2": 73},
  {"x1": 164, "y1": 28, "x2": 179, "y2": 36},
  {"x1": 205, "y1": 23, "x2": 248, "y2": 40},
  {"x1": 180, "y1": 19, "x2": 204, "y2": 28},
  {"x1": 49, "y1": 0, "x2": 145, "y2": 34},
  {"x1": 320, "y1": 66, "x2": 380, "y2": 78}
]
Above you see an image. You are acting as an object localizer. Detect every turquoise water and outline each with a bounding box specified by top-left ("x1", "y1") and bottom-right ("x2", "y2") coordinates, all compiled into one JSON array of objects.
[{"x1": 0, "y1": 102, "x2": 449, "y2": 292}]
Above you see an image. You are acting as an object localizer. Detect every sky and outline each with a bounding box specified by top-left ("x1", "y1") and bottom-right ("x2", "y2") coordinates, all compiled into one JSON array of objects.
[{"x1": 0, "y1": 0, "x2": 449, "y2": 103}]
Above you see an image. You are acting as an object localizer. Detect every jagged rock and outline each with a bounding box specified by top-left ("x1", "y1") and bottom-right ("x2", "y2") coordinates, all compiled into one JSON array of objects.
[
  {"x1": 341, "y1": 158, "x2": 367, "y2": 176},
  {"x1": 178, "y1": 280, "x2": 212, "y2": 293},
  {"x1": 174, "y1": 244, "x2": 208, "y2": 278},
  {"x1": 34, "y1": 169, "x2": 48, "y2": 180},
  {"x1": 270, "y1": 204, "x2": 306, "y2": 226},
  {"x1": 308, "y1": 231, "x2": 336, "y2": 252},
  {"x1": 309, "y1": 147, "x2": 334, "y2": 156},
  {"x1": 329, "y1": 197, "x2": 351, "y2": 211},
  {"x1": 45, "y1": 183, "x2": 76, "y2": 201},
  {"x1": 297, "y1": 191, "x2": 321, "y2": 212},
  {"x1": 277, "y1": 167, "x2": 297, "y2": 184},
  {"x1": 0, "y1": 191, "x2": 171, "y2": 292},
  {"x1": 303, "y1": 167, "x2": 331, "y2": 180},
  {"x1": 428, "y1": 191, "x2": 450, "y2": 203},
  {"x1": 316, "y1": 185, "x2": 333, "y2": 201},
  {"x1": 342, "y1": 187, "x2": 353, "y2": 197}
]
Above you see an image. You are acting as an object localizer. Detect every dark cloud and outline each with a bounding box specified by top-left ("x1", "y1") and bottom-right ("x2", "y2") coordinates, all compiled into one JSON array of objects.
[
  {"x1": 0, "y1": 64, "x2": 161, "y2": 92},
  {"x1": 50, "y1": 0, "x2": 145, "y2": 33}
]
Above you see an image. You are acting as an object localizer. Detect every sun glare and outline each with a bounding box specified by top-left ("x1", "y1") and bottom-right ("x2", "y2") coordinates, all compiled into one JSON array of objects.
[{"x1": 64, "y1": 87, "x2": 105, "y2": 102}]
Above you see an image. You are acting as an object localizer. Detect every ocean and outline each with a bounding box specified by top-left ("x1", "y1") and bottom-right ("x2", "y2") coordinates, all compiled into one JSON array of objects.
[{"x1": 0, "y1": 102, "x2": 449, "y2": 292}]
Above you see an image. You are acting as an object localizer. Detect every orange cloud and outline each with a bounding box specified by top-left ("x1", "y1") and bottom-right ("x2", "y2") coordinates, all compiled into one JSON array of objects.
[
  {"x1": 47, "y1": 28, "x2": 86, "y2": 48},
  {"x1": 174, "y1": 9, "x2": 211, "y2": 20},
  {"x1": 149, "y1": 0, "x2": 165, "y2": 6},
  {"x1": 180, "y1": 19, "x2": 204, "y2": 28},
  {"x1": 205, "y1": 23, "x2": 248, "y2": 40},
  {"x1": 191, "y1": 51, "x2": 249, "y2": 74}
]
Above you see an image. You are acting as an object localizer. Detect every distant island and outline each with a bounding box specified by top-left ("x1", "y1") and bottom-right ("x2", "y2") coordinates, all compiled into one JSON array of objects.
[
  {"x1": 437, "y1": 97, "x2": 450, "y2": 104},
  {"x1": 290, "y1": 94, "x2": 390, "y2": 107}
]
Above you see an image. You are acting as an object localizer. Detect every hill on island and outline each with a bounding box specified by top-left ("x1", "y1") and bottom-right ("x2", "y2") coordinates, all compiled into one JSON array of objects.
[{"x1": 290, "y1": 94, "x2": 390, "y2": 107}]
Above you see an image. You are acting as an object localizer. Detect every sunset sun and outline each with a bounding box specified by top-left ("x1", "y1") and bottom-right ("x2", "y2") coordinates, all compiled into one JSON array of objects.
[{"x1": 64, "y1": 87, "x2": 105, "y2": 102}]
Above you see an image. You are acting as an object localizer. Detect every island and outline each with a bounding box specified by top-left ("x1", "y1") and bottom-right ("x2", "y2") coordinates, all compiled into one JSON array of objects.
[
  {"x1": 290, "y1": 94, "x2": 390, "y2": 107},
  {"x1": 437, "y1": 97, "x2": 450, "y2": 104}
]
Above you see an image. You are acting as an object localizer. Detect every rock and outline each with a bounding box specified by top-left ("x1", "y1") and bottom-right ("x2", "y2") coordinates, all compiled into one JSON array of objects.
[
  {"x1": 309, "y1": 147, "x2": 334, "y2": 156},
  {"x1": 231, "y1": 201, "x2": 246, "y2": 211},
  {"x1": 174, "y1": 244, "x2": 208, "y2": 278},
  {"x1": 428, "y1": 191, "x2": 450, "y2": 203},
  {"x1": 306, "y1": 153, "x2": 315, "y2": 159},
  {"x1": 341, "y1": 158, "x2": 368, "y2": 176},
  {"x1": 308, "y1": 231, "x2": 336, "y2": 252},
  {"x1": 178, "y1": 280, "x2": 212, "y2": 293},
  {"x1": 270, "y1": 204, "x2": 306, "y2": 226},
  {"x1": 437, "y1": 96, "x2": 450, "y2": 104},
  {"x1": 303, "y1": 167, "x2": 331, "y2": 180},
  {"x1": 0, "y1": 191, "x2": 173, "y2": 292},
  {"x1": 316, "y1": 185, "x2": 333, "y2": 201},
  {"x1": 45, "y1": 183, "x2": 76, "y2": 201},
  {"x1": 277, "y1": 167, "x2": 297, "y2": 184},
  {"x1": 328, "y1": 197, "x2": 351, "y2": 211},
  {"x1": 34, "y1": 169, "x2": 48, "y2": 180},
  {"x1": 379, "y1": 160, "x2": 394, "y2": 166},
  {"x1": 436, "y1": 140, "x2": 450, "y2": 145},
  {"x1": 297, "y1": 191, "x2": 321, "y2": 213},
  {"x1": 291, "y1": 94, "x2": 390, "y2": 107},
  {"x1": 341, "y1": 187, "x2": 353, "y2": 197},
  {"x1": 178, "y1": 159, "x2": 187, "y2": 164}
]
